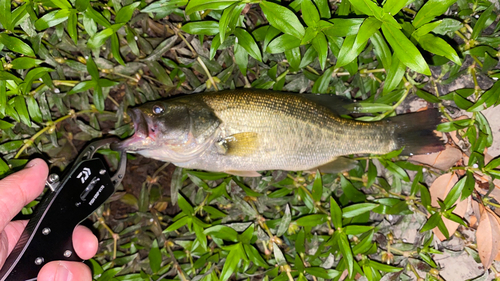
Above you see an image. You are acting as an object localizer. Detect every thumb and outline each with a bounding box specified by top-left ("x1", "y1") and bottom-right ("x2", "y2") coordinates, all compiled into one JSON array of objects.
[{"x1": 38, "y1": 261, "x2": 92, "y2": 281}]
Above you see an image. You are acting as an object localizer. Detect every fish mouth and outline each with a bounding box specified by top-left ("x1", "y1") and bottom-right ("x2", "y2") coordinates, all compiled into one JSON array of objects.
[{"x1": 111, "y1": 108, "x2": 150, "y2": 151}]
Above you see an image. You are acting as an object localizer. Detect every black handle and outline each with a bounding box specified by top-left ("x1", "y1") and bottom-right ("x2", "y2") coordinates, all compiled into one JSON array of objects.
[{"x1": 0, "y1": 158, "x2": 115, "y2": 281}]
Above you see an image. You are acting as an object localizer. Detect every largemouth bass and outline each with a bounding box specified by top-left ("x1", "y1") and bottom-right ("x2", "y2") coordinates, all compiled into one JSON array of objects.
[{"x1": 114, "y1": 89, "x2": 444, "y2": 177}]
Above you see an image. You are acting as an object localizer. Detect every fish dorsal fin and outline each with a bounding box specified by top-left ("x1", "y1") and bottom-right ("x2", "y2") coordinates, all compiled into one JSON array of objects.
[
  {"x1": 299, "y1": 94, "x2": 356, "y2": 115},
  {"x1": 217, "y1": 132, "x2": 259, "y2": 156},
  {"x1": 225, "y1": 170, "x2": 261, "y2": 177},
  {"x1": 310, "y1": 157, "x2": 358, "y2": 174}
]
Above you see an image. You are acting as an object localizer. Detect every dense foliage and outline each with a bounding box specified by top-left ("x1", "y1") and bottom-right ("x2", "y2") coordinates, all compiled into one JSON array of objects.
[{"x1": 1, "y1": 0, "x2": 500, "y2": 280}]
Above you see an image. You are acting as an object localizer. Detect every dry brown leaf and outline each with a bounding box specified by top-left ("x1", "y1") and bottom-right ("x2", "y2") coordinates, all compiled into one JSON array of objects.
[
  {"x1": 473, "y1": 176, "x2": 500, "y2": 204},
  {"x1": 476, "y1": 204, "x2": 500, "y2": 269},
  {"x1": 409, "y1": 145, "x2": 462, "y2": 171},
  {"x1": 429, "y1": 173, "x2": 469, "y2": 241}
]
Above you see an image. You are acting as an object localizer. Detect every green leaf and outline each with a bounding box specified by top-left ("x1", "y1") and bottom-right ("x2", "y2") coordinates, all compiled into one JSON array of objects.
[
  {"x1": 305, "y1": 267, "x2": 340, "y2": 279},
  {"x1": 148, "y1": 240, "x2": 162, "y2": 273},
  {"x1": 219, "y1": 3, "x2": 245, "y2": 42},
  {"x1": 285, "y1": 47, "x2": 301, "y2": 71},
  {"x1": 220, "y1": 247, "x2": 241, "y2": 280},
  {"x1": 67, "y1": 10, "x2": 78, "y2": 44},
  {"x1": 345, "y1": 225, "x2": 374, "y2": 235},
  {"x1": 415, "y1": 89, "x2": 441, "y2": 103},
  {"x1": 234, "y1": 43, "x2": 248, "y2": 75},
  {"x1": 0, "y1": 71, "x2": 22, "y2": 83},
  {"x1": 0, "y1": 120, "x2": 13, "y2": 130},
  {"x1": 382, "y1": 23, "x2": 431, "y2": 75},
  {"x1": 267, "y1": 34, "x2": 301, "y2": 53},
  {"x1": 0, "y1": 33, "x2": 35, "y2": 57},
  {"x1": 0, "y1": 0, "x2": 12, "y2": 31},
  {"x1": 314, "y1": 0, "x2": 330, "y2": 18},
  {"x1": 34, "y1": 9, "x2": 71, "y2": 30},
  {"x1": 88, "y1": 28, "x2": 114, "y2": 49},
  {"x1": 349, "y1": 0, "x2": 383, "y2": 17},
  {"x1": 14, "y1": 95, "x2": 30, "y2": 127},
  {"x1": 311, "y1": 66, "x2": 334, "y2": 94},
  {"x1": 93, "y1": 86, "x2": 104, "y2": 112},
  {"x1": 296, "y1": 214, "x2": 328, "y2": 226},
  {"x1": 110, "y1": 33, "x2": 125, "y2": 66},
  {"x1": 420, "y1": 212, "x2": 441, "y2": 232},
  {"x1": 312, "y1": 32, "x2": 328, "y2": 70},
  {"x1": 342, "y1": 203, "x2": 378, "y2": 218},
  {"x1": 86, "y1": 56, "x2": 99, "y2": 80},
  {"x1": 443, "y1": 176, "x2": 466, "y2": 210},
  {"x1": 185, "y1": 0, "x2": 238, "y2": 15},
  {"x1": 146, "y1": 61, "x2": 172, "y2": 86},
  {"x1": 324, "y1": 18, "x2": 363, "y2": 37},
  {"x1": 371, "y1": 31, "x2": 391, "y2": 70},
  {"x1": 369, "y1": 260, "x2": 402, "y2": 273},
  {"x1": 115, "y1": 2, "x2": 140, "y2": 24},
  {"x1": 181, "y1": 21, "x2": 219, "y2": 35},
  {"x1": 276, "y1": 205, "x2": 292, "y2": 237},
  {"x1": 302, "y1": 0, "x2": 320, "y2": 27},
  {"x1": 383, "y1": 0, "x2": 410, "y2": 15},
  {"x1": 10, "y1": 57, "x2": 43, "y2": 70},
  {"x1": 85, "y1": 6, "x2": 111, "y2": 28},
  {"x1": 311, "y1": 172, "x2": 323, "y2": 202},
  {"x1": 471, "y1": 4, "x2": 494, "y2": 40},
  {"x1": 204, "y1": 225, "x2": 239, "y2": 242},
  {"x1": 339, "y1": 233, "x2": 354, "y2": 277},
  {"x1": 68, "y1": 80, "x2": 96, "y2": 94},
  {"x1": 234, "y1": 28, "x2": 262, "y2": 62},
  {"x1": 382, "y1": 160, "x2": 410, "y2": 181},
  {"x1": 412, "y1": 0, "x2": 457, "y2": 28},
  {"x1": 50, "y1": 0, "x2": 72, "y2": 9},
  {"x1": 26, "y1": 96, "x2": 43, "y2": 123},
  {"x1": 243, "y1": 244, "x2": 269, "y2": 268},
  {"x1": 413, "y1": 21, "x2": 443, "y2": 38},
  {"x1": 260, "y1": 1, "x2": 305, "y2": 39},
  {"x1": 417, "y1": 33, "x2": 461, "y2": 65},
  {"x1": 336, "y1": 17, "x2": 381, "y2": 67},
  {"x1": 177, "y1": 193, "x2": 194, "y2": 216},
  {"x1": 75, "y1": 0, "x2": 89, "y2": 11}
]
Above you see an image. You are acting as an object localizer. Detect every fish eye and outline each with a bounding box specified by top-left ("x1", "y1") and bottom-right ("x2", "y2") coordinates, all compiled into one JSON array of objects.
[{"x1": 152, "y1": 105, "x2": 164, "y2": 115}]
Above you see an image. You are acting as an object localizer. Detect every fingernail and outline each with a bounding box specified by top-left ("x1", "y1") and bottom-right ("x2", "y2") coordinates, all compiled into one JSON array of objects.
[
  {"x1": 25, "y1": 159, "x2": 38, "y2": 169},
  {"x1": 55, "y1": 262, "x2": 73, "y2": 281}
]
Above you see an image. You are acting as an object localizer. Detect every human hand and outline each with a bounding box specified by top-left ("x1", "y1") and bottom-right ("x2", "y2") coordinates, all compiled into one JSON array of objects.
[{"x1": 0, "y1": 159, "x2": 98, "y2": 281}]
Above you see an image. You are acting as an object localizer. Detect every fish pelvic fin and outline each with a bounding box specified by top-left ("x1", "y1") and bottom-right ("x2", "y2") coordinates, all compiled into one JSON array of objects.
[
  {"x1": 225, "y1": 170, "x2": 261, "y2": 177},
  {"x1": 390, "y1": 109, "x2": 445, "y2": 156},
  {"x1": 219, "y1": 132, "x2": 259, "y2": 156},
  {"x1": 311, "y1": 157, "x2": 358, "y2": 174}
]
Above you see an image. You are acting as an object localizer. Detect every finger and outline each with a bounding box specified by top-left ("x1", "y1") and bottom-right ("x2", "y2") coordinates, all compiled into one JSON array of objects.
[
  {"x1": 73, "y1": 226, "x2": 98, "y2": 260},
  {"x1": 2, "y1": 220, "x2": 27, "y2": 256},
  {"x1": 38, "y1": 261, "x2": 92, "y2": 281},
  {"x1": 0, "y1": 159, "x2": 48, "y2": 232}
]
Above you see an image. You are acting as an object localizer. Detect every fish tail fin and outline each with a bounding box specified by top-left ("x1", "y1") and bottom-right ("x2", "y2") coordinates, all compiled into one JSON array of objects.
[{"x1": 390, "y1": 109, "x2": 445, "y2": 156}]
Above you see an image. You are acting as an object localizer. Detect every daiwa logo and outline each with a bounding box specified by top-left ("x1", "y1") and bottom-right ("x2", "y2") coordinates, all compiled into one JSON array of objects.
[{"x1": 77, "y1": 167, "x2": 91, "y2": 183}]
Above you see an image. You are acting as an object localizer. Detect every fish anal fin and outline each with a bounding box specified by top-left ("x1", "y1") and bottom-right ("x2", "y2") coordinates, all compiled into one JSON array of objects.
[
  {"x1": 311, "y1": 157, "x2": 358, "y2": 174},
  {"x1": 219, "y1": 132, "x2": 259, "y2": 156},
  {"x1": 225, "y1": 170, "x2": 261, "y2": 177}
]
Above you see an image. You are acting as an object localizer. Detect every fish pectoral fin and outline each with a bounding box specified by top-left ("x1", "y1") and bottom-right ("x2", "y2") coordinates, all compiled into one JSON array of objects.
[
  {"x1": 311, "y1": 157, "x2": 358, "y2": 174},
  {"x1": 218, "y1": 132, "x2": 259, "y2": 156},
  {"x1": 225, "y1": 170, "x2": 261, "y2": 177}
]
